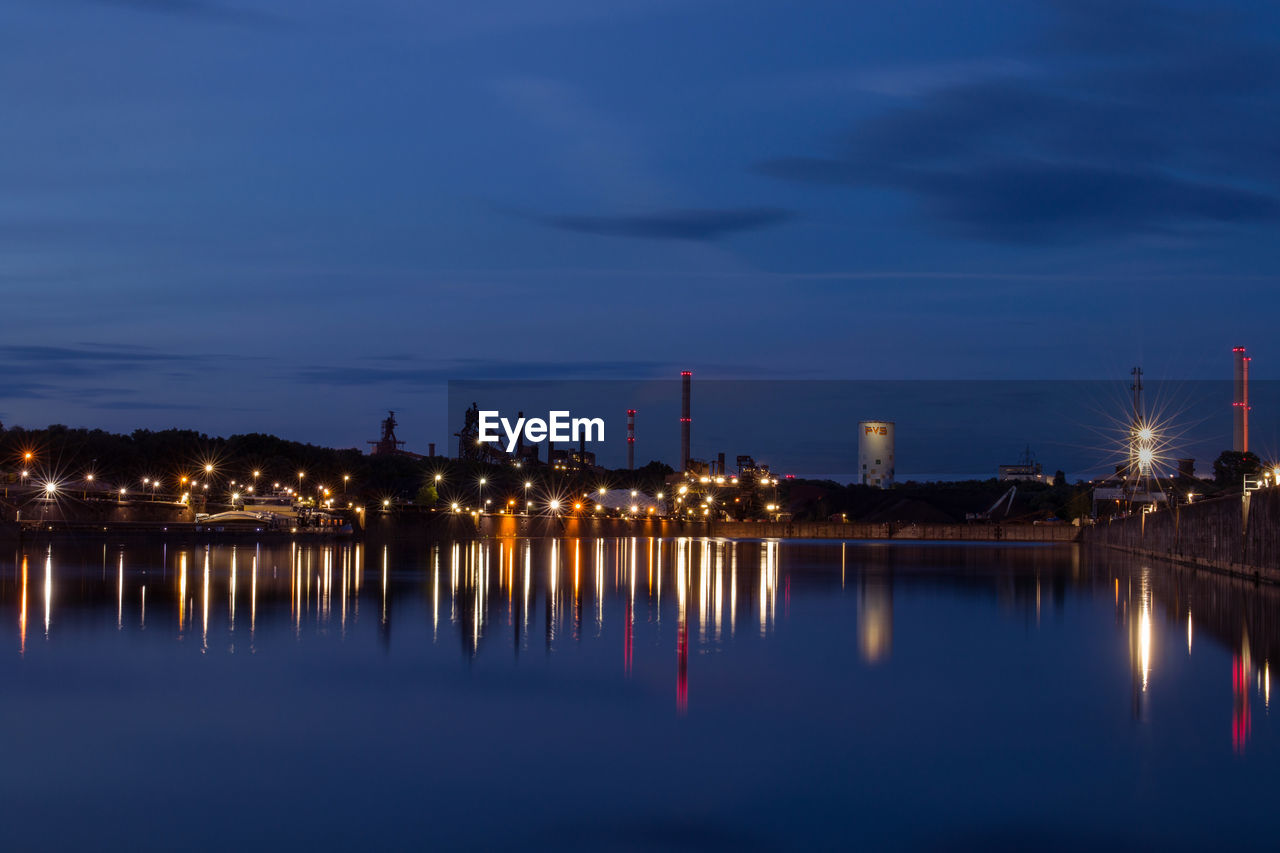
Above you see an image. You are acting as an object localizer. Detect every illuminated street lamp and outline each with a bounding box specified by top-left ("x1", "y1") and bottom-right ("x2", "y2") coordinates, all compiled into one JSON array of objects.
[
  {"x1": 478, "y1": 477, "x2": 486, "y2": 513},
  {"x1": 525, "y1": 481, "x2": 532, "y2": 514}
]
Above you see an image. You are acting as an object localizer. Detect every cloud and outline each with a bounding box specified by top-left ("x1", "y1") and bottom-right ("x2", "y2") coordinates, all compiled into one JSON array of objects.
[
  {"x1": 757, "y1": 0, "x2": 1280, "y2": 243},
  {"x1": 295, "y1": 359, "x2": 678, "y2": 387},
  {"x1": 0, "y1": 344, "x2": 243, "y2": 385},
  {"x1": 536, "y1": 208, "x2": 793, "y2": 241}
]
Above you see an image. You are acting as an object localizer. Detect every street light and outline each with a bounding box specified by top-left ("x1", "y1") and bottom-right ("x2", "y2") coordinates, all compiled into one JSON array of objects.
[
  {"x1": 478, "y1": 478, "x2": 486, "y2": 513},
  {"x1": 525, "y1": 481, "x2": 532, "y2": 514}
]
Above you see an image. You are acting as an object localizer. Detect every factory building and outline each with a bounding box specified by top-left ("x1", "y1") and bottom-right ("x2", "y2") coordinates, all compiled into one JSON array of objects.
[{"x1": 858, "y1": 421, "x2": 894, "y2": 488}]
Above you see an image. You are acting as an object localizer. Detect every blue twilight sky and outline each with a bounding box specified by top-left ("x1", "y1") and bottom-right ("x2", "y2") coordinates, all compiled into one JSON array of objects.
[{"x1": 3, "y1": 0, "x2": 1279, "y2": 467}]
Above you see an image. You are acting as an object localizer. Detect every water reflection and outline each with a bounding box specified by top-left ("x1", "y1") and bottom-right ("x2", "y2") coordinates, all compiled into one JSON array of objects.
[{"x1": 2, "y1": 538, "x2": 1276, "y2": 745}]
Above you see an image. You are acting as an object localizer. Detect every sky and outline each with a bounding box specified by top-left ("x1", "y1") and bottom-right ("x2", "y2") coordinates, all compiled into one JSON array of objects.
[{"x1": 3, "y1": 0, "x2": 1279, "y2": 472}]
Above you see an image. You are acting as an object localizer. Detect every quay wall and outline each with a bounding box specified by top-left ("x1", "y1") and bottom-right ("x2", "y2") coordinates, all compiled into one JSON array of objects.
[
  {"x1": 1083, "y1": 489, "x2": 1280, "y2": 582},
  {"x1": 4, "y1": 499, "x2": 193, "y2": 528},
  {"x1": 707, "y1": 520, "x2": 1080, "y2": 542},
  {"x1": 362, "y1": 512, "x2": 710, "y2": 541},
  {"x1": 369, "y1": 514, "x2": 1078, "y2": 543}
]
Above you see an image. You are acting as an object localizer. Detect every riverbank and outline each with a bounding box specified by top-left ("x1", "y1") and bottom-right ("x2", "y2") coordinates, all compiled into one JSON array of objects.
[{"x1": 1083, "y1": 488, "x2": 1280, "y2": 583}]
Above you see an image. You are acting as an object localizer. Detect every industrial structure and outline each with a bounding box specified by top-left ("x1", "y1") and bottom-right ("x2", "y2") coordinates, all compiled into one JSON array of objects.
[
  {"x1": 1091, "y1": 366, "x2": 1168, "y2": 515},
  {"x1": 627, "y1": 408, "x2": 636, "y2": 470},
  {"x1": 858, "y1": 421, "x2": 895, "y2": 488},
  {"x1": 367, "y1": 411, "x2": 406, "y2": 456},
  {"x1": 1234, "y1": 346, "x2": 1251, "y2": 453},
  {"x1": 367, "y1": 411, "x2": 427, "y2": 459},
  {"x1": 998, "y1": 446, "x2": 1047, "y2": 482},
  {"x1": 680, "y1": 371, "x2": 691, "y2": 473}
]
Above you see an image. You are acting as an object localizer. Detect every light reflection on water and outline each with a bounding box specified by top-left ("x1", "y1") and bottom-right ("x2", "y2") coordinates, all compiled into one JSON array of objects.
[{"x1": 0, "y1": 537, "x2": 1276, "y2": 849}]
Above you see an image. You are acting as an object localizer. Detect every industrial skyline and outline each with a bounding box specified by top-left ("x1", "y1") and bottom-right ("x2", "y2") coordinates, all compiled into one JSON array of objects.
[{"x1": 3, "y1": 0, "x2": 1279, "y2": 450}]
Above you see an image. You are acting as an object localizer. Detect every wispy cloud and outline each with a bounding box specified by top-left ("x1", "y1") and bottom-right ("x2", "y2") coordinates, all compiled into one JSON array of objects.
[
  {"x1": 534, "y1": 208, "x2": 793, "y2": 242},
  {"x1": 296, "y1": 359, "x2": 678, "y2": 387},
  {"x1": 757, "y1": 0, "x2": 1280, "y2": 244}
]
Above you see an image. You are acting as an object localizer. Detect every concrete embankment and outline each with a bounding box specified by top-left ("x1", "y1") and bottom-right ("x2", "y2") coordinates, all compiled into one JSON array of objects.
[
  {"x1": 368, "y1": 513, "x2": 1080, "y2": 542},
  {"x1": 367, "y1": 515, "x2": 1078, "y2": 542},
  {"x1": 707, "y1": 520, "x2": 1079, "y2": 542},
  {"x1": 1084, "y1": 489, "x2": 1280, "y2": 583},
  {"x1": 365, "y1": 513, "x2": 711, "y2": 541}
]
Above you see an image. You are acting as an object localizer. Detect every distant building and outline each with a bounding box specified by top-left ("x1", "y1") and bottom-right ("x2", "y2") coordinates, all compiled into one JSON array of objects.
[
  {"x1": 549, "y1": 447, "x2": 596, "y2": 470},
  {"x1": 858, "y1": 421, "x2": 894, "y2": 488},
  {"x1": 999, "y1": 446, "x2": 1047, "y2": 482},
  {"x1": 998, "y1": 462, "x2": 1045, "y2": 482}
]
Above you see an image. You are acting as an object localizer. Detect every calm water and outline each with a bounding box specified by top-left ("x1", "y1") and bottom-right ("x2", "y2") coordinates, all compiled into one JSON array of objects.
[{"x1": 0, "y1": 537, "x2": 1275, "y2": 851}]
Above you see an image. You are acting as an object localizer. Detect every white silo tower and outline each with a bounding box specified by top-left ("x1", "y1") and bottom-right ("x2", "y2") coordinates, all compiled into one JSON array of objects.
[{"x1": 858, "y1": 421, "x2": 895, "y2": 488}]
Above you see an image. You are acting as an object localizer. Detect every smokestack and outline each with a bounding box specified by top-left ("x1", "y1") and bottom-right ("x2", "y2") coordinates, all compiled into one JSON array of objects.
[
  {"x1": 680, "y1": 371, "x2": 691, "y2": 473},
  {"x1": 428, "y1": 442, "x2": 435, "y2": 458},
  {"x1": 717, "y1": 452, "x2": 725, "y2": 476},
  {"x1": 627, "y1": 409, "x2": 636, "y2": 470},
  {"x1": 1233, "y1": 347, "x2": 1250, "y2": 452}
]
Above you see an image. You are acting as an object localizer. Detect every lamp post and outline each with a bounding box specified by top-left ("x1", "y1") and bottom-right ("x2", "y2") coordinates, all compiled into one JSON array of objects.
[
  {"x1": 478, "y1": 478, "x2": 486, "y2": 514},
  {"x1": 524, "y1": 481, "x2": 532, "y2": 515}
]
